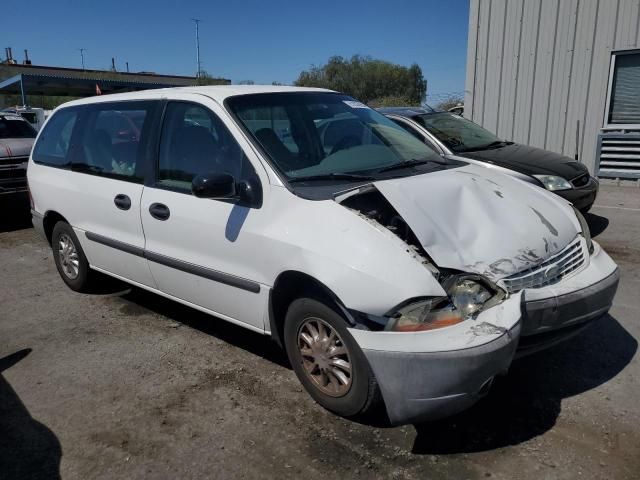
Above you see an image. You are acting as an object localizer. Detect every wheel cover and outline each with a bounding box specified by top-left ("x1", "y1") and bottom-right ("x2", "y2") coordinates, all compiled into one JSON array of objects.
[
  {"x1": 297, "y1": 317, "x2": 353, "y2": 397},
  {"x1": 58, "y1": 233, "x2": 80, "y2": 280}
]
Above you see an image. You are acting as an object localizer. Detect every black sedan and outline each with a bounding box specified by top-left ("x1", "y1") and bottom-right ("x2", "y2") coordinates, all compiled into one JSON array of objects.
[{"x1": 378, "y1": 107, "x2": 598, "y2": 212}]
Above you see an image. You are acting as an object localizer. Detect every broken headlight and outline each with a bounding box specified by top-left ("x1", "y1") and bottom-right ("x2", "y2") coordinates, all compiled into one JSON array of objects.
[
  {"x1": 385, "y1": 275, "x2": 505, "y2": 332},
  {"x1": 572, "y1": 206, "x2": 594, "y2": 254}
]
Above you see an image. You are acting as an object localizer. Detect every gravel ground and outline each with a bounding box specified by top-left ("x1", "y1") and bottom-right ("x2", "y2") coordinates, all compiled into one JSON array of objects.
[{"x1": 1, "y1": 183, "x2": 639, "y2": 480}]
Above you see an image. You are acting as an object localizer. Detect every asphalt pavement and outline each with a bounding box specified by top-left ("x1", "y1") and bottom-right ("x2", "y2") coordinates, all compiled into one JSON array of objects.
[{"x1": 1, "y1": 183, "x2": 639, "y2": 479}]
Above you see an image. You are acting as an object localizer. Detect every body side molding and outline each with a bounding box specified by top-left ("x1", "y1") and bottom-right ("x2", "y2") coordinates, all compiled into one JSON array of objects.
[{"x1": 84, "y1": 231, "x2": 261, "y2": 293}]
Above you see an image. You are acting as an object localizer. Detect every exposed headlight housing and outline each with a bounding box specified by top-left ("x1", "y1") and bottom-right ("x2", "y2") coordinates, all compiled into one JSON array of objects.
[
  {"x1": 572, "y1": 206, "x2": 594, "y2": 254},
  {"x1": 385, "y1": 275, "x2": 505, "y2": 332},
  {"x1": 533, "y1": 174, "x2": 573, "y2": 191}
]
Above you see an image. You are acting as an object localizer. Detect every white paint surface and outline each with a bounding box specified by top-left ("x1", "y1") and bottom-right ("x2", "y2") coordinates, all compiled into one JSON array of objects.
[{"x1": 374, "y1": 163, "x2": 581, "y2": 281}]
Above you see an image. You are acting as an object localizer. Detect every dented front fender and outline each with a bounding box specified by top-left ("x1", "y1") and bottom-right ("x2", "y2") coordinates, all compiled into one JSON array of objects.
[{"x1": 348, "y1": 292, "x2": 523, "y2": 425}]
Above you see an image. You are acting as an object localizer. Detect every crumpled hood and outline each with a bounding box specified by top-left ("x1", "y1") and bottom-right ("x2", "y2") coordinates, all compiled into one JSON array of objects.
[
  {"x1": 0, "y1": 138, "x2": 34, "y2": 158},
  {"x1": 374, "y1": 163, "x2": 580, "y2": 281}
]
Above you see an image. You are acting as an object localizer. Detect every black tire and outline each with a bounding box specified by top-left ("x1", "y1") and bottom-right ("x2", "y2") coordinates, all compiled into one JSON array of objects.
[
  {"x1": 283, "y1": 297, "x2": 380, "y2": 418},
  {"x1": 51, "y1": 221, "x2": 95, "y2": 292},
  {"x1": 580, "y1": 204, "x2": 592, "y2": 214}
]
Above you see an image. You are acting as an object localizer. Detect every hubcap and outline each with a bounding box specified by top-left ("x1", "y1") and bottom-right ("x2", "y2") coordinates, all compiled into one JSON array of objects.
[
  {"x1": 58, "y1": 233, "x2": 80, "y2": 280},
  {"x1": 297, "y1": 317, "x2": 352, "y2": 397}
]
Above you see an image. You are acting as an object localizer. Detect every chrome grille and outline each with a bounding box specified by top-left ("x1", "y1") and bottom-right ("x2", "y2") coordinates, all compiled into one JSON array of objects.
[
  {"x1": 0, "y1": 155, "x2": 29, "y2": 167},
  {"x1": 500, "y1": 238, "x2": 586, "y2": 293}
]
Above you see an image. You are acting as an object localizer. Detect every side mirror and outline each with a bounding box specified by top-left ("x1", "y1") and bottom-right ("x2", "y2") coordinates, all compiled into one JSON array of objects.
[{"x1": 192, "y1": 172, "x2": 236, "y2": 199}]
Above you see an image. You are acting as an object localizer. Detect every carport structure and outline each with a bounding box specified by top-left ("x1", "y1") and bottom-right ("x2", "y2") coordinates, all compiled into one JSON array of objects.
[{"x1": 0, "y1": 72, "x2": 196, "y2": 106}]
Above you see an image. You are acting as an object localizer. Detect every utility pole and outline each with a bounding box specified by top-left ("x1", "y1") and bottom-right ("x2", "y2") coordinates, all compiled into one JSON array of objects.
[
  {"x1": 192, "y1": 18, "x2": 202, "y2": 78},
  {"x1": 78, "y1": 48, "x2": 86, "y2": 70}
]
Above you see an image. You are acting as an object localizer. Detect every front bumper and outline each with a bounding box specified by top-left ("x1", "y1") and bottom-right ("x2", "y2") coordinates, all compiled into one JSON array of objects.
[
  {"x1": 361, "y1": 323, "x2": 521, "y2": 425},
  {"x1": 0, "y1": 177, "x2": 28, "y2": 195},
  {"x1": 348, "y1": 293, "x2": 524, "y2": 425},
  {"x1": 0, "y1": 161, "x2": 28, "y2": 195},
  {"x1": 347, "y1": 241, "x2": 618, "y2": 425},
  {"x1": 556, "y1": 176, "x2": 599, "y2": 212},
  {"x1": 517, "y1": 240, "x2": 619, "y2": 355}
]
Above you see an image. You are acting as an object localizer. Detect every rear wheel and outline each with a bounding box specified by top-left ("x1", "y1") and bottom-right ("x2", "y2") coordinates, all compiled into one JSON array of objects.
[
  {"x1": 284, "y1": 297, "x2": 380, "y2": 418},
  {"x1": 51, "y1": 221, "x2": 96, "y2": 292}
]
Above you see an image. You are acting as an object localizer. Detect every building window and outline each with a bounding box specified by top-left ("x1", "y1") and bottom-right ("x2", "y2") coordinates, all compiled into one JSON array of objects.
[{"x1": 607, "y1": 50, "x2": 640, "y2": 125}]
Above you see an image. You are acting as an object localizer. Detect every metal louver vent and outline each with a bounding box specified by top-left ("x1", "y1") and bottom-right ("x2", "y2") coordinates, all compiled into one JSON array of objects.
[{"x1": 596, "y1": 131, "x2": 640, "y2": 179}]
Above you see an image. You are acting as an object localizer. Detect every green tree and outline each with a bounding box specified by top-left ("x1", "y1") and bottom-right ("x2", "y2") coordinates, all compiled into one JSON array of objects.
[
  {"x1": 295, "y1": 55, "x2": 426, "y2": 106},
  {"x1": 434, "y1": 94, "x2": 464, "y2": 112},
  {"x1": 196, "y1": 70, "x2": 230, "y2": 86}
]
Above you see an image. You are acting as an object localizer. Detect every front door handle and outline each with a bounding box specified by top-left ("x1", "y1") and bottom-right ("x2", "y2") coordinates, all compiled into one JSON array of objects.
[
  {"x1": 149, "y1": 203, "x2": 170, "y2": 221},
  {"x1": 114, "y1": 194, "x2": 131, "y2": 211}
]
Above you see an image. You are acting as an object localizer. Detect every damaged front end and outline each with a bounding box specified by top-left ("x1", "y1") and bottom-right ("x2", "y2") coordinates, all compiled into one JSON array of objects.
[
  {"x1": 348, "y1": 291, "x2": 523, "y2": 425},
  {"x1": 330, "y1": 163, "x2": 617, "y2": 425},
  {"x1": 338, "y1": 184, "x2": 524, "y2": 425}
]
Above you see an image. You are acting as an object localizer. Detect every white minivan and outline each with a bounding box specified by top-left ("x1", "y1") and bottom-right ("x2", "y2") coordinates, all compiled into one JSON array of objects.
[{"x1": 28, "y1": 86, "x2": 619, "y2": 425}]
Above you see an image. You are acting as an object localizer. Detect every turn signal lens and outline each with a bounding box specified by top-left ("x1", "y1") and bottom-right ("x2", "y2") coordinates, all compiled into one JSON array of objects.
[{"x1": 391, "y1": 309, "x2": 464, "y2": 332}]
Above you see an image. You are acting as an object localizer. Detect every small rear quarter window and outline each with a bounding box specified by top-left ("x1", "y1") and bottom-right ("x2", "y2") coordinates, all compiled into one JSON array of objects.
[{"x1": 32, "y1": 108, "x2": 79, "y2": 166}]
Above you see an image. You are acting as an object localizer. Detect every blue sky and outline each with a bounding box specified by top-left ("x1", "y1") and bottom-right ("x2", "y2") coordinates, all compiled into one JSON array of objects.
[{"x1": 4, "y1": 0, "x2": 469, "y2": 98}]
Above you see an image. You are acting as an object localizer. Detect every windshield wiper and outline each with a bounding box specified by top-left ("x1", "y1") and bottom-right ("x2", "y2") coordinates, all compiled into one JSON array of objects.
[
  {"x1": 288, "y1": 172, "x2": 374, "y2": 183},
  {"x1": 467, "y1": 140, "x2": 511, "y2": 151},
  {"x1": 376, "y1": 158, "x2": 444, "y2": 173}
]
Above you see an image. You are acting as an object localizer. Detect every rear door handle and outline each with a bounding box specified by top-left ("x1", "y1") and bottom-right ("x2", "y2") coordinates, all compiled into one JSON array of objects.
[
  {"x1": 149, "y1": 203, "x2": 170, "y2": 221},
  {"x1": 114, "y1": 194, "x2": 131, "y2": 211}
]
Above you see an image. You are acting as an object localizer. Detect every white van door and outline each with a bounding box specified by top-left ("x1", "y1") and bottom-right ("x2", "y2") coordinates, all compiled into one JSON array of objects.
[
  {"x1": 31, "y1": 101, "x2": 160, "y2": 287},
  {"x1": 140, "y1": 99, "x2": 269, "y2": 331}
]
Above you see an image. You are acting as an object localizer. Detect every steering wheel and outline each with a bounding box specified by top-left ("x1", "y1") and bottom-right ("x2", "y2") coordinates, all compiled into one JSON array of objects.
[{"x1": 330, "y1": 135, "x2": 361, "y2": 156}]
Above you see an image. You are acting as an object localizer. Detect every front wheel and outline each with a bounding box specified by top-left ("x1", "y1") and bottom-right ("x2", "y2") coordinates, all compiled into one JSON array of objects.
[{"x1": 283, "y1": 297, "x2": 381, "y2": 418}]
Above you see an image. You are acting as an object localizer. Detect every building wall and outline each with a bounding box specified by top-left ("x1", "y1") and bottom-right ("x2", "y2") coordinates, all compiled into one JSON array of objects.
[{"x1": 464, "y1": 0, "x2": 640, "y2": 173}]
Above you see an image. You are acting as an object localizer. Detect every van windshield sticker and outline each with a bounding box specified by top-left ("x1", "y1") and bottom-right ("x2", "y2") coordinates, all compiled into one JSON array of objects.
[{"x1": 343, "y1": 100, "x2": 370, "y2": 109}]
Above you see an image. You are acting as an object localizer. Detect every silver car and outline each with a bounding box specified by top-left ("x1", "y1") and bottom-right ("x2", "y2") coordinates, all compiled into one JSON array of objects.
[{"x1": 0, "y1": 112, "x2": 36, "y2": 196}]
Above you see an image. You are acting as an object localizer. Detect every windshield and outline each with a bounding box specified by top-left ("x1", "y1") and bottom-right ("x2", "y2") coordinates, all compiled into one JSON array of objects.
[
  {"x1": 227, "y1": 93, "x2": 446, "y2": 181},
  {"x1": 413, "y1": 112, "x2": 503, "y2": 153},
  {"x1": 0, "y1": 115, "x2": 37, "y2": 139}
]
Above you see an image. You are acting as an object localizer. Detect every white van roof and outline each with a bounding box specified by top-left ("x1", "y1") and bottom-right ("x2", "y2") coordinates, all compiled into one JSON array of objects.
[{"x1": 60, "y1": 85, "x2": 335, "y2": 108}]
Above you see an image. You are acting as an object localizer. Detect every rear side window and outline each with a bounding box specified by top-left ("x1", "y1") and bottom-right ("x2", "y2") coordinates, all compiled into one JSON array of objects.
[
  {"x1": 158, "y1": 102, "x2": 249, "y2": 191},
  {"x1": 74, "y1": 102, "x2": 158, "y2": 182},
  {"x1": 32, "y1": 109, "x2": 79, "y2": 165}
]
